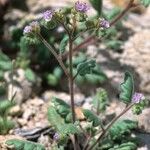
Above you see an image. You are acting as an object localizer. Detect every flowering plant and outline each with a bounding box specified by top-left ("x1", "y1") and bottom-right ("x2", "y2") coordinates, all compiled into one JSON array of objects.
[{"x1": 5, "y1": 0, "x2": 150, "y2": 150}]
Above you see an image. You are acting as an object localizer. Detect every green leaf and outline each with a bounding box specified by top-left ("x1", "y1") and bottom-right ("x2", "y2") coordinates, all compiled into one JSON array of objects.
[
  {"x1": 46, "y1": 73, "x2": 58, "y2": 86},
  {"x1": 82, "y1": 109, "x2": 101, "y2": 127},
  {"x1": 108, "y1": 142, "x2": 137, "y2": 150},
  {"x1": 6, "y1": 139, "x2": 45, "y2": 150},
  {"x1": 0, "y1": 51, "x2": 12, "y2": 71},
  {"x1": 0, "y1": 100, "x2": 15, "y2": 116},
  {"x1": 25, "y1": 68, "x2": 36, "y2": 83},
  {"x1": 119, "y1": 72, "x2": 134, "y2": 104},
  {"x1": 140, "y1": 0, "x2": 150, "y2": 7},
  {"x1": 108, "y1": 120, "x2": 138, "y2": 140},
  {"x1": 93, "y1": 88, "x2": 109, "y2": 113},
  {"x1": 51, "y1": 97, "x2": 70, "y2": 118},
  {"x1": 59, "y1": 123, "x2": 79, "y2": 135},
  {"x1": 89, "y1": 0, "x2": 103, "y2": 16},
  {"x1": 77, "y1": 59, "x2": 96, "y2": 76},
  {"x1": 59, "y1": 35, "x2": 69, "y2": 53}
]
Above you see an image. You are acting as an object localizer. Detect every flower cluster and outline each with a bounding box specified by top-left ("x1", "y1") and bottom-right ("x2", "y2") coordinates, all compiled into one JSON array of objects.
[
  {"x1": 23, "y1": 21, "x2": 40, "y2": 35},
  {"x1": 132, "y1": 92, "x2": 144, "y2": 103},
  {"x1": 99, "y1": 18, "x2": 110, "y2": 29},
  {"x1": 43, "y1": 10, "x2": 53, "y2": 22},
  {"x1": 75, "y1": 1, "x2": 90, "y2": 13}
]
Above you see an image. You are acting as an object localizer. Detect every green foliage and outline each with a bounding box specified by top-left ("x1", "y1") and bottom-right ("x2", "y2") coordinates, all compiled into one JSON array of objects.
[
  {"x1": 120, "y1": 72, "x2": 134, "y2": 104},
  {"x1": 6, "y1": 139, "x2": 45, "y2": 150},
  {"x1": 132, "y1": 99, "x2": 148, "y2": 115},
  {"x1": 77, "y1": 59, "x2": 96, "y2": 76},
  {"x1": 108, "y1": 142, "x2": 137, "y2": 150},
  {"x1": 0, "y1": 100, "x2": 15, "y2": 135},
  {"x1": 25, "y1": 68, "x2": 36, "y2": 83},
  {"x1": 140, "y1": 0, "x2": 150, "y2": 7},
  {"x1": 0, "y1": 51, "x2": 12, "y2": 71},
  {"x1": 93, "y1": 88, "x2": 109, "y2": 113},
  {"x1": 108, "y1": 120, "x2": 138, "y2": 140},
  {"x1": 51, "y1": 97, "x2": 70, "y2": 117},
  {"x1": 47, "y1": 98, "x2": 79, "y2": 141},
  {"x1": 46, "y1": 67, "x2": 63, "y2": 86},
  {"x1": 105, "y1": 40, "x2": 123, "y2": 50},
  {"x1": 82, "y1": 109, "x2": 101, "y2": 127},
  {"x1": 89, "y1": 0, "x2": 103, "y2": 16},
  {"x1": 59, "y1": 35, "x2": 69, "y2": 54}
]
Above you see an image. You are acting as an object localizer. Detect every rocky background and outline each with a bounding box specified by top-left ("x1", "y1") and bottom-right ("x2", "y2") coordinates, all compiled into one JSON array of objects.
[{"x1": 0, "y1": 0, "x2": 150, "y2": 150}]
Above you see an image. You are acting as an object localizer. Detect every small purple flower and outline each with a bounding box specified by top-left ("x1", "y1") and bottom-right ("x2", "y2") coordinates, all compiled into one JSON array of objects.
[
  {"x1": 23, "y1": 25, "x2": 32, "y2": 34},
  {"x1": 43, "y1": 10, "x2": 53, "y2": 21},
  {"x1": 132, "y1": 92, "x2": 144, "y2": 103},
  {"x1": 75, "y1": 1, "x2": 90, "y2": 13},
  {"x1": 100, "y1": 18, "x2": 110, "y2": 29},
  {"x1": 53, "y1": 133, "x2": 59, "y2": 141}
]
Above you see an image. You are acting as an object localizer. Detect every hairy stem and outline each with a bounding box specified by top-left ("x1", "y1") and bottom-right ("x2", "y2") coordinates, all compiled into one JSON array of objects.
[
  {"x1": 87, "y1": 103, "x2": 134, "y2": 150},
  {"x1": 38, "y1": 34, "x2": 69, "y2": 78},
  {"x1": 68, "y1": 36, "x2": 76, "y2": 123}
]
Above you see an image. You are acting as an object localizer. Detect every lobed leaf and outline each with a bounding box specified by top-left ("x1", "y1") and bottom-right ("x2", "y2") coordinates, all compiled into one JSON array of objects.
[
  {"x1": 6, "y1": 139, "x2": 45, "y2": 150},
  {"x1": 119, "y1": 72, "x2": 134, "y2": 104},
  {"x1": 82, "y1": 109, "x2": 101, "y2": 127}
]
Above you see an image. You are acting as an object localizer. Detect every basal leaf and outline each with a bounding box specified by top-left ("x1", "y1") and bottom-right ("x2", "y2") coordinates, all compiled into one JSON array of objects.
[
  {"x1": 6, "y1": 139, "x2": 45, "y2": 150},
  {"x1": 119, "y1": 72, "x2": 134, "y2": 104}
]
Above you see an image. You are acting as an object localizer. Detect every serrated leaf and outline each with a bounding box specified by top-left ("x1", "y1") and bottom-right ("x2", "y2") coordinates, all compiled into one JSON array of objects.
[
  {"x1": 6, "y1": 139, "x2": 45, "y2": 150},
  {"x1": 59, "y1": 123, "x2": 79, "y2": 135},
  {"x1": 77, "y1": 59, "x2": 96, "y2": 76},
  {"x1": 25, "y1": 68, "x2": 36, "y2": 82},
  {"x1": 120, "y1": 72, "x2": 134, "y2": 104},
  {"x1": 59, "y1": 35, "x2": 69, "y2": 53},
  {"x1": 108, "y1": 120, "x2": 138, "y2": 140},
  {"x1": 82, "y1": 109, "x2": 101, "y2": 127},
  {"x1": 140, "y1": 0, "x2": 150, "y2": 7},
  {"x1": 51, "y1": 97, "x2": 70, "y2": 117},
  {"x1": 89, "y1": 0, "x2": 103, "y2": 16},
  {"x1": 108, "y1": 142, "x2": 137, "y2": 150},
  {"x1": 93, "y1": 88, "x2": 109, "y2": 113}
]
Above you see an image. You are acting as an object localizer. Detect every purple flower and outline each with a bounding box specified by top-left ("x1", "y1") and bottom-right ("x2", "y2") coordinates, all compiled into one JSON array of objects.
[
  {"x1": 75, "y1": 1, "x2": 90, "y2": 13},
  {"x1": 53, "y1": 133, "x2": 59, "y2": 141},
  {"x1": 23, "y1": 25, "x2": 32, "y2": 34},
  {"x1": 132, "y1": 92, "x2": 144, "y2": 103},
  {"x1": 100, "y1": 18, "x2": 110, "y2": 29},
  {"x1": 43, "y1": 10, "x2": 53, "y2": 21}
]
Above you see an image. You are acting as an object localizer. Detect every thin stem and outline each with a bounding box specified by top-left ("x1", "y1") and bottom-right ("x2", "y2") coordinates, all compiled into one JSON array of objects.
[
  {"x1": 38, "y1": 33, "x2": 69, "y2": 78},
  {"x1": 68, "y1": 36, "x2": 76, "y2": 123},
  {"x1": 110, "y1": 0, "x2": 135, "y2": 26},
  {"x1": 87, "y1": 103, "x2": 134, "y2": 150}
]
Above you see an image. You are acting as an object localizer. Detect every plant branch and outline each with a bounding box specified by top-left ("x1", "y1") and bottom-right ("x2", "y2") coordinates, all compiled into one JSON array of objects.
[
  {"x1": 62, "y1": 0, "x2": 135, "y2": 59},
  {"x1": 87, "y1": 103, "x2": 134, "y2": 150},
  {"x1": 38, "y1": 33, "x2": 69, "y2": 78}
]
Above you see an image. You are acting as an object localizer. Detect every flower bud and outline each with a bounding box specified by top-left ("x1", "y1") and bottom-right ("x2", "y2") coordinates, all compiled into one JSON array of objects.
[{"x1": 30, "y1": 21, "x2": 41, "y2": 34}]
